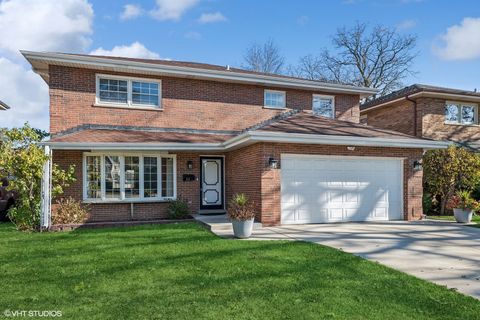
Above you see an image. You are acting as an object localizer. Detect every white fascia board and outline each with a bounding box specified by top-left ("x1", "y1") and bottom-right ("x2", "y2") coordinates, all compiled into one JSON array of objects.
[
  {"x1": 21, "y1": 51, "x2": 377, "y2": 96},
  {"x1": 45, "y1": 142, "x2": 225, "y2": 151},
  {"x1": 247, "y1": 131, "x2": 451, "y2": 149}
]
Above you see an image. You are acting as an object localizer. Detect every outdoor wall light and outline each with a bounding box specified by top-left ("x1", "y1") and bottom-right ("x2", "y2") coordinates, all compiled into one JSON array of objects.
[
  {"x1": 268, "y1": 157, "x2": 279, "y2": 169},
  {"x1": 413, "y1": 160, "x2": 423, "y2": 171},
  {"x1": 347, "y1": 146, "x2": 356, "y2": 151},
  {"x1": 187, "y1": 160, "x2": 193, "y2": 170}
]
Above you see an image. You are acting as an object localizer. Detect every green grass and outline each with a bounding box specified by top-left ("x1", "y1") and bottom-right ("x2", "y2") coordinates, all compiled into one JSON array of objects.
[
  {"x1": 428, "y1": 215, "x2": 480, "y2": 227},
  {"x1": 1, "y1": 222, "x2": 479, "y2": 320}
]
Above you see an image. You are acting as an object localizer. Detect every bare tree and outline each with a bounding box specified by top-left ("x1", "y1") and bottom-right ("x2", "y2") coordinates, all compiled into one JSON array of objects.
[
  {"x1": 294, "y1": 23, "x2": 418, "y2": 96},
  {"x1": 242, "y1": 39, "x2": 285, "y2": 74}
]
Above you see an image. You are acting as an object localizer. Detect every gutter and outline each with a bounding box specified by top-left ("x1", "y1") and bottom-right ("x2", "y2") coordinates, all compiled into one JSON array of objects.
[
  {"x1": 21, "y1": 50, "x2": 378, "y2": 97},
  {"x1": 42, "y1": 131, "x2": 451, "y2": 151},
  {"x1": 405, "y1": 95, "x2": 418, "y2": 137}
]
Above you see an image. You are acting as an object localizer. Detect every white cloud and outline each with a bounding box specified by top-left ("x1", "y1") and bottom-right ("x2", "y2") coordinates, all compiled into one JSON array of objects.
[
  {"x1": 120, "y1": 4, "x2": 143, "y2": 21},
  {"x1": 0, "y1": 0, "x2": 93, "y2": 57},
  {"x1": 0, "y1": 0, "x2": 94, "y2": 130},
  {"x1": 150, "y1": 0, "x2": 199, "y2": 21},
  {"x1": 198, "y1": 12, "x2": 227, "y2": 24},
  {"x1": 184, "y1": 31, "x2": 202, "y2": 40},
  {"x1": 396, "y1": 19, "x2": 416, "y2": 31},
  {"x1": 434, "y1": 17, "x2": 480, "y2": 60},
  {"x1": 90, "y1": 42, "x2": 160, "y2": 59},
  {"x1": 0, "y1": 58, "x2": 49, "y2": 129}
]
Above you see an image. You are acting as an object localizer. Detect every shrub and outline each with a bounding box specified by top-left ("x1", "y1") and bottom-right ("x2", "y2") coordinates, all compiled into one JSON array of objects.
[
  {"x1": 422, "y1": 193, "x2": 433, "y2": 216},
  {"x1": 167, "y1": 199, "x2": 190, "y2": 219},
  {"x1": 228, "y1": 193, "x2": 256, "y2": 221},
  {"x1": 423, "y1": 146, "x2": 480, "y2": 215},
  {"x1": 446, "y1": 191, "x2": 480, "y2": 212},
  {"x1": 52, "y1": 197, "x2": 89, "y2": 225}
]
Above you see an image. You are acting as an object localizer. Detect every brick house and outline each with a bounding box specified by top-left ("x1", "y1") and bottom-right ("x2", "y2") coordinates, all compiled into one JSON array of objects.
[
  {"x1": 361, "y1": 84, "x2": 480, "y2": 151},
  {"x1": 22, "y1": 51, "x2": 447, "y2": 227}
]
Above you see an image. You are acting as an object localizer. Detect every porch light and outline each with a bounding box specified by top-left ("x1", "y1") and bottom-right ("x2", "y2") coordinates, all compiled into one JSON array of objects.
[
  {"x1": 187, "y1": 160, "x2": 193, "y2": 170},
  {"x1": 268, "y1": 157, "x2": 279, "y2": 169},
  {"x1": 413, "y1": 160, "x2": 422, "y2": 171}
]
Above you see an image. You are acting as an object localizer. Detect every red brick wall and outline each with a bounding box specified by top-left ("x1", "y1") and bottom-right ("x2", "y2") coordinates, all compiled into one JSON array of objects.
[
  {"x1": 362, "y1": 100, "x2": 418, "y2": 136},
  {"x1": 52, "y1": 150, "x2": 214, "y2": 222},
  {"x1": 257, "y1": 143, "x2": 423, "y2": 226},
  {"x1": 49, "y1": 66, "x2": 361, "y2": 134}
]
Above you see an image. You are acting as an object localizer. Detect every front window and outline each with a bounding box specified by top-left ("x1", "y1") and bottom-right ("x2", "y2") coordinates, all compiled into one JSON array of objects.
[
  {"x1": 264, "y1": 90, "x2": 286, "y2": 109},
  {"x1": 313, "y1": 95, "x2": 335, "y2": 118},
  {"x1": 445, "y1": 102, "x2": 477, "y2": 125},
  {"x1": 84, "y1": 154, "x2": 176, "y2": 201},
  {"x1": 96, "y1": 75, "x2": 161, "y2": 108}
]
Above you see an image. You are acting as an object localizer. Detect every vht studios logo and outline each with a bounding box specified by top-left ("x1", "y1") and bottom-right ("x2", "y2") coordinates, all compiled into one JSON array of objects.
[{"x1": 3, "y1": 310, "x2": 62, "y2": 318}]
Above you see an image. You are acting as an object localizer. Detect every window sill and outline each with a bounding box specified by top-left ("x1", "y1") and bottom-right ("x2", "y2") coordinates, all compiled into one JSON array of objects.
[
  {"x1": 444, "y1": 122, "x2": 480, "y2": 127},
  {"x1": 83, "y1": 198, "x2": 175, "y2": 204},
  {"x1": 93, "y1": 103, "x2": 163, "y2": 112},
  {"x1": 263, "y1": 106, "x2": 287, "y2": 110}
]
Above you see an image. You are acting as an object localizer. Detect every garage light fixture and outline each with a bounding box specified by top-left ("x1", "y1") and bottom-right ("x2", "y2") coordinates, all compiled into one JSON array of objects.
[
  {"x1": 268, "y1": 157, "x2": 279, "y2": 169},
  {"x1": 187, "y1": 160, "x2": 193, "y2": 170},
  {"x1": 413, "y1": 160, "x2": 422, "y2": 171}
]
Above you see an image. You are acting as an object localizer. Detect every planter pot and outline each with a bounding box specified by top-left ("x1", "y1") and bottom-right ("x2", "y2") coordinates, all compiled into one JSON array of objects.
[
  {"x1": 231, "y1": 218, "x2": 254, "y2": 239},
  {"x1": 453, "y1": 208, "x2": 474, "y2": 223}
]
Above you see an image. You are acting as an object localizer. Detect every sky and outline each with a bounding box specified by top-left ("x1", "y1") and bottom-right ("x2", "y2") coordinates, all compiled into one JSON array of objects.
[{"x1": 1, "y1": 0, "x2": 480, "y2": 130}]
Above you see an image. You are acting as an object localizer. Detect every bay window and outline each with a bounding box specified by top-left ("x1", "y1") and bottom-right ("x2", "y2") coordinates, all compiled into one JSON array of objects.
[
  {"x1": 445, "y1": 102, "x2": 478, "y2": 125},
  {"x1": 83, "y1": 153, "x2": 176, "y2": 202}
]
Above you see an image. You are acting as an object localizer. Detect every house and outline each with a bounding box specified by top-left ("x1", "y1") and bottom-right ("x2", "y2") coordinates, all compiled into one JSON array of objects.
[
  {"x1": 361, "y1": 84, "x2": 480, "y2": 151},
  {"x1": 22, "y1": 51, "x2": 448, "y2": 228},
  {"x1": 0, "y1": 100, "x2": 10, "y2": 110}
]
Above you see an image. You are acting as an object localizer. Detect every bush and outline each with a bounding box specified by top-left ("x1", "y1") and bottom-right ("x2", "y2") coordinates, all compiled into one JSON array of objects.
[
  {"x1": 167, "y1": 199, "x2": 190, "y2": 219},
  {"x1": 228, "y1": 193, "x2": 256, "y2": 221},
  {"x1": 422, "y1": 193, "x2": 433, "y2": 216},
  {"x1": 52, "y1": 197, "x2": 89, "y2": 225}
]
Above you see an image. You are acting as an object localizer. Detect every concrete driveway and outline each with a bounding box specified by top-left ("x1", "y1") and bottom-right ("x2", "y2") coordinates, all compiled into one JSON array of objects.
[{"x1": 258, "y1": 221, "x2": 480, "y2": 299}]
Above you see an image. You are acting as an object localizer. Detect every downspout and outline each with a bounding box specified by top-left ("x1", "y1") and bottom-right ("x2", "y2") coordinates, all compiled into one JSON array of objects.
[{"x1": 406, "y1": 95, "x2": 418, "y2": 137}]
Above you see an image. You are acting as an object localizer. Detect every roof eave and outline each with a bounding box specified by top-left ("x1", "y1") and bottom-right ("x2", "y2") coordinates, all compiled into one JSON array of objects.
[{"x1": 21, "y1": 50, "x2": 378, "y2": 97}]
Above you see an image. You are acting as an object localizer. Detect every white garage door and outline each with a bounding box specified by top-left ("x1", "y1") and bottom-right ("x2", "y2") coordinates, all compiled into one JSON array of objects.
[{"x1": 281, "y1": 154, "x2": 403, "y2": 224}]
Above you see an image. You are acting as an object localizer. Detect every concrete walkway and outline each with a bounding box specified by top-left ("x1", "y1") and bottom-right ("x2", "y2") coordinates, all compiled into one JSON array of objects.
[{"x1": 194, "y1": 215, "x2": 480, "y2": 299}]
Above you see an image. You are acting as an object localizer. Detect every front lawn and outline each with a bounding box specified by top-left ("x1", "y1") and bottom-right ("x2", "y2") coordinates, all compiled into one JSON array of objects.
[
  {"x1": 1, "y1": 222, "x2": 479, "y2": 320},
  {"x1": 428, "y1": 215, "x2": 480, "y2": 227}
]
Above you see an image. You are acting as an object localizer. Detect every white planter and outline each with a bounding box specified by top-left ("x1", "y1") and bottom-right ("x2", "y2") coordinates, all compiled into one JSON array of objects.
[
  {"x1": 231, "y1": 218, "x2": 254, "y2": 239},
  {"x1": 453, "y1": 208, "x2": 474, "y2": 223}
]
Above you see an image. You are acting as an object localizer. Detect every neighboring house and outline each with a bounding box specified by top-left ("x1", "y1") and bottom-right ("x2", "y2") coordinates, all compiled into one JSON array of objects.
[
  {"x1": 23, "y1": 51, "x2": 447, "y2": 227},
  {"x1": 0, "y1": 100, "x2": 10, "y2": 110},
  {"x1": 361, "y1": 84, "x2": 480, "y2": 151}
]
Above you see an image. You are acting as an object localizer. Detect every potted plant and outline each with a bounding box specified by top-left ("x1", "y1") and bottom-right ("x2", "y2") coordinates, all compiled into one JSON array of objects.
[
  {"x1": 446, "y1": 191, "x2": 479, "y2": 223},
  {"x1": 227, "y1": 193, "x2": 256, "y2": 239}
]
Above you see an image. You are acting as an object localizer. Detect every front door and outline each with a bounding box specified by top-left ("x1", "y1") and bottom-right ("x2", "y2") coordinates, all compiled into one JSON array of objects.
[{"x1": 200, "y1": 157, "x2": 224, "y2": 210}]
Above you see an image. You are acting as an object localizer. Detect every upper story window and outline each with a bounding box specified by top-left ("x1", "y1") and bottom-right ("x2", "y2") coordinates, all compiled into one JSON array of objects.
[
  {"x1": 445, "y1": 102, "x2": 477, "y2": 125},
  {"x1": 313, "y1": 95, "x2": 335, "y2": 118},
  {"x1": 96, "y1": 74, "x2": 161, "y2": 109},
  {"x1": 264, "y1": 90, "x2": 286, "y2": 109}
]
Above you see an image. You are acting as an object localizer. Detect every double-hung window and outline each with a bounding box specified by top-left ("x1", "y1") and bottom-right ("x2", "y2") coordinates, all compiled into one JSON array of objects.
[
  {"x1": 96, "y1": 75, "x2": 161, "y2": 109},
  {"x1": 445, "y1": 102, "x2": 478, "y2": 125},
  {"x1": 264, "y1": 90, "x2": 286, "y2": 109},
  {"x1": 312, "y1": 95, "x2": 335, "y2": 118},
  {"x1": 84, "y1": 153, "x2": 176, "y2": 202}
]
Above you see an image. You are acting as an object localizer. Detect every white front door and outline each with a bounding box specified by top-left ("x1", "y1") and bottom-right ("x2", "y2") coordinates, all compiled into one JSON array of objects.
[
  {"x1": 200, "y1": 157, "x2": 224, "y2": 210},
  {"x1": 281, "y1": 154, "x2": 403, "y2": 224}
]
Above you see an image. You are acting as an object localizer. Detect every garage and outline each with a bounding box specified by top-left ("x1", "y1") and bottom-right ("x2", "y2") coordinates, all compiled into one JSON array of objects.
[{"x1": 281, "y1": 154, "x2": 403, "y2": 224}]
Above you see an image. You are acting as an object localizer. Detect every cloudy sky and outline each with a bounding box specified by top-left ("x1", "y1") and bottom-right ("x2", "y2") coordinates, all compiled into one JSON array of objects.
[{"x1": 0, "y1": 0, "x2": 479, "y2": 130}]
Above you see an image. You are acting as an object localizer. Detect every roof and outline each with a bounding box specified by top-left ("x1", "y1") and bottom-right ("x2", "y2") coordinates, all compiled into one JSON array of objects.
[
  {"x1": 361, "y1": 84, "x2": 480, "y2": 111},
  {"x1": 49, "y1": 129, "x2": 234, "y2": 144},
  {"x1": 44, "y1": 115, "x2": 450, "y2": 151},
  {"x1": 21, "y1": 51, "x2": 378, "y2": 97},
  {"x1": 257, "y1": 111, "x2": 416, "y2": 139},
  {"x1": 0, "y1": 100, "x2": 10, "y2": 110}
]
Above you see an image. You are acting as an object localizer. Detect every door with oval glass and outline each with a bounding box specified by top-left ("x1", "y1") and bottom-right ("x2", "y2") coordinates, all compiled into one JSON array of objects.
[{"x1": 200, "y1": 157, "x2": 224, "y2": 210}]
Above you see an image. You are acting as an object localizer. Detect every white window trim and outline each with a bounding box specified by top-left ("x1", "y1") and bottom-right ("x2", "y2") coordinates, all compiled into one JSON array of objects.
[
  {"x1": 264, "y1": 89, "x2": 286, "y2": 109},
  {"x1": 95, "y1": 74, "x2": 162, "y2": 109},
  {"x1": 312, "y1": 94, "x2": 335, "y2": 119},
  {"x1": 445, "y1": 101, "x2": 478, "y2": 125},
  {"x1": 82, "y1": 152, "x2": 176, "y2": 203}
]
